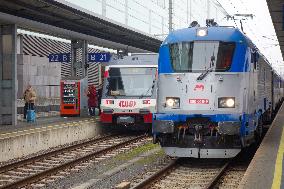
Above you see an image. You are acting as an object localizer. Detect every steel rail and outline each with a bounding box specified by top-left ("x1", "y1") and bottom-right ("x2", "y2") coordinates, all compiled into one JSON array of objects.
[
  {"x1": 204, "y1": 160, "x2": 231, "y2": 189},
  {"x1": 1, "y1": 134, "x2": 146, "y2": 189},
  {"x1": 132, "y1": 158, "x2": 179, "y2": 189},
  {"x1": 0, "y1": 134, "x2": 116, "y2": 174}
]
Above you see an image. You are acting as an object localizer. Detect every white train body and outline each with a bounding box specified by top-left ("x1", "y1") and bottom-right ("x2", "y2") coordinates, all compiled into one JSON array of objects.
[{"x1": 100, "y1": 54, "x2": 158, "y2": 128}]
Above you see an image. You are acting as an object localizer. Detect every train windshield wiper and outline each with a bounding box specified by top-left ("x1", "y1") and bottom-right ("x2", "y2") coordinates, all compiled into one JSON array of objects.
[
  {"x1": 139, "y1": 79, "x2": 156, "y2": 99},
  {"x1": 197, "y1": 55, "x2": 215, "y2": 81},
  {"x1": 196, "y1": 66, "x2": 214, "y2": 80}
]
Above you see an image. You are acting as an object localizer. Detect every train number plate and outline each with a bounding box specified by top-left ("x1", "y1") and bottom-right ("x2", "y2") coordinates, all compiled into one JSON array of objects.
[{"x1": 189, "y1": 99, "x2": 209, "y2": 104}]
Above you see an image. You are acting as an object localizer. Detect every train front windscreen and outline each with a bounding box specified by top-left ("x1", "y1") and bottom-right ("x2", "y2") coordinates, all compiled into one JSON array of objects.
[
  {"x1": 169, "y1": 41, "x2": 235, "y2": 72},
  {"x1": 106, "y1": 67, "x2": 157, "y2": 97}
]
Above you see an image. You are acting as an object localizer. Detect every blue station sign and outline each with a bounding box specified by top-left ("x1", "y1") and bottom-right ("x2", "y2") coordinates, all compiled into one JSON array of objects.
[
  {"x1": 49, "y1": 53, "x2": 70, "y2": 62},
  {"x1": 88, "y1": 53, "x2": 111, "y2": 62},
  {"x1": 48, "y1": 53, "x2": 111, "y2": 63}
]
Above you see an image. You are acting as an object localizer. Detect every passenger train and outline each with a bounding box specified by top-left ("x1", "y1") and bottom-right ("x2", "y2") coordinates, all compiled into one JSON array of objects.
[
  {"x1": 152, "y1": 20, "x2": 284, "y2": 158},
  {"x1": 100, "y1": 54, "x2": 158, "y2": 129}
]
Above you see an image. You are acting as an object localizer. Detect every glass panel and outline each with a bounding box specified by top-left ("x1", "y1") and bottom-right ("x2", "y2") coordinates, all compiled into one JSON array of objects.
[
  {"x1": 107, "y1": 67, "x2": 156, "y2": 97},
  {"x1": 216, "y1": 42, "x2": 236, "y2": 70},
  {"x1": 63, "y1": 83, "x2": 76, "y2": 104},
  {"x1": 169, "y1": 41, "x2": 235, "y2": 72}
]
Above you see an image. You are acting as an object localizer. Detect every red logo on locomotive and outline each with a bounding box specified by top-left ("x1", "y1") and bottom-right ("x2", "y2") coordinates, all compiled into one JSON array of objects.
[
  {"x1": 119, "y1": 100, "x2": 137, "y2": 108},
  {"x1": 194, "y1": 84, "x2": 204, "y2": 91}
]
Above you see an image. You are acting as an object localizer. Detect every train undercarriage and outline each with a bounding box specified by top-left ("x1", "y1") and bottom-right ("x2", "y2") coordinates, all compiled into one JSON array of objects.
[{"x1": 153, "y1": 117, "x2": 256, "y2": 158}]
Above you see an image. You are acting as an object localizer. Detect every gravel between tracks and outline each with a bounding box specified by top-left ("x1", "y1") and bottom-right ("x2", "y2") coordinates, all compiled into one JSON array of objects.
[{"x1": 43, "y1": 143, "x2": 167, "y2": 189}]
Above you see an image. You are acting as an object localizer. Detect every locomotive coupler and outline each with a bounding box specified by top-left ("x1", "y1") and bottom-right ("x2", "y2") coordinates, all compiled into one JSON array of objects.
[{"x1": 194, "y1": 124, "x2": 204, "y2": 143}]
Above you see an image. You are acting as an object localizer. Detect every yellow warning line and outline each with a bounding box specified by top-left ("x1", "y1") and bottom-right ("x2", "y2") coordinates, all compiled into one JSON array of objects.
[{"x1": 272, "y1": 127, "x2": 284, "y2": 189}]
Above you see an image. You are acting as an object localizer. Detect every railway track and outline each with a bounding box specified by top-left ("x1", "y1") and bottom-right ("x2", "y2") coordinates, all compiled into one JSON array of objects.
[
  {"x1": 131, "y1": 147, "x2": 255, "y2": 189},
  {"x1": 213, "y1": 163, "x2": 247, "y2": 189},
  {"x1": 0, "y1": 134, "x2": 149, "y2": 189},
  {"x1": 131, "y1": 158, "x2": 235, "y2": 189}
]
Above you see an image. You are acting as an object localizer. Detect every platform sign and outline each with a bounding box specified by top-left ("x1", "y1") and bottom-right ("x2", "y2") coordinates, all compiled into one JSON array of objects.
[
  {"x1": 88, "y1": 53, "x2": 111, "y2": 62},
  {"x1": 49, "y1": 53, "x2": 70, "y2": 62},
  {"x1": 49, "y1": 52, "x2": 111, "y2": 63}
]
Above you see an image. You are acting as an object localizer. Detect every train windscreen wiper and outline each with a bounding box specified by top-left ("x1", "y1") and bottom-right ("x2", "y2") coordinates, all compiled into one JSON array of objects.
[
  {"x1": 139, "y1": 79, "x2": 156, "y2": 99},
  {"x1": 196, "y1": 66, "x2": 214, "y2": 80},
  {"x1": 197, "y1": 55, "x2": 215, "y2": 81}
]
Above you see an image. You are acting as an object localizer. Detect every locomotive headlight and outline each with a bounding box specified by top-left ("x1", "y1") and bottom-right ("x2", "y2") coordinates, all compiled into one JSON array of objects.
[
  {"x1": 218, "y1": 97, "x2": 235, "y2": 108},
  {"x1": 196, "y1": 28, "x2": 208, "y2": 37},
  {"x1": 166, "y1": 97, "x2": 180, "y2": 108}
]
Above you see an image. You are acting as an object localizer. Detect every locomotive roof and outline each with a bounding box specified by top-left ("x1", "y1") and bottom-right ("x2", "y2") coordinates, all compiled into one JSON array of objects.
[
  {"x1": 162, "y1": 27, "x2": 253, "y2": 46},
  {"x1": 161, "y1": 26, "x2": 283, "y2": 78},
  {"x1": 105, "y1": 54, "x2": 158, "y2": 66}
]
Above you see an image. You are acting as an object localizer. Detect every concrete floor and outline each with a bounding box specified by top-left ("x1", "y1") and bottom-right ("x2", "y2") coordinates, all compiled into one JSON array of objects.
[{"x1": 239, "y1": 105, "x2": 284, "y2": 189}]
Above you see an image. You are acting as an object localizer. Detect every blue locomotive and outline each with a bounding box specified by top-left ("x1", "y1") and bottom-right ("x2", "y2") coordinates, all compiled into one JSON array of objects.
[{"x1": 152, "y1": 20, "x2": 284, "y2": 158}]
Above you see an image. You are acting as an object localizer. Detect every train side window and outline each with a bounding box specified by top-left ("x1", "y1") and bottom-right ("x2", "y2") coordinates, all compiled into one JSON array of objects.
[
  {"x1": 215, "y1": 42, "x2": 235, "y2": 71},
  {"x1": 251, "y1": 51, "x2": 255, "y2": 63},
  {"x1": 263, "y1": 69, "x2": 266, "y2": 82}
]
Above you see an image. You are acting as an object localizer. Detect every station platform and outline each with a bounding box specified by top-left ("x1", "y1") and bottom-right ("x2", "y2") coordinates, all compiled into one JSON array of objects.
[
  {"x1": 0, "y1": 115, "x2": 99, "y2": 134},
  {"x1": 239, "y1": 105, "x2": 284, "y2": 189},
  {"x1": 0, "y1": 116, "x2": 103, "y2": 163}
]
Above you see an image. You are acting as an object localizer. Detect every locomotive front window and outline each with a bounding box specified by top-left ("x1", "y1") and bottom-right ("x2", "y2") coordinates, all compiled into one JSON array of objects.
[
  {"x1": 106, "y1": 67, "x2": 157, "y2": 97},
  {"x1": 215, "y1": 42, "x2": 236, "y2": 71},
  {"x1": 169, "y1": 41, "x2": 235, "y2": 72}
]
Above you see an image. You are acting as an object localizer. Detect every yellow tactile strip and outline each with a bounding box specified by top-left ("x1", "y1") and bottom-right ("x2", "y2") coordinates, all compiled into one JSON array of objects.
[
  {"x1": 271, "y1": 126, "x2": 284, "y2": 189},
  {"x1": 0, "y1": 118, "x2": 97, "y2": 140}
]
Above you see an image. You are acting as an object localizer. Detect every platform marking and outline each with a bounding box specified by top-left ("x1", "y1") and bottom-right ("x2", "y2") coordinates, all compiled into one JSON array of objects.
[{"x1": 272, "y1": 127, "x2": 284, "y2": 189}]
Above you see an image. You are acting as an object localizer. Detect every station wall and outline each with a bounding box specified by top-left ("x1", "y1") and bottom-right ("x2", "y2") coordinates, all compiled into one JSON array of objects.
[{"x1": 16, "y1": 34, "x2": 102, "y2": 113}]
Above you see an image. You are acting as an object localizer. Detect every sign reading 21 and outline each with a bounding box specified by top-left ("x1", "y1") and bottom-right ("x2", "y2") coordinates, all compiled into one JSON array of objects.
[{"x1": 49, "y1": 53, "x2": 111, "y2": 63}]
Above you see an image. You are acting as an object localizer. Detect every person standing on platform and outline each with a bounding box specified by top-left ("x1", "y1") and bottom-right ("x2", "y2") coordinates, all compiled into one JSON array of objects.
[
  {"x1": 97, "y1": 84, "x2": 103, "y2": 115},
  {"x1": 87, "y1": 85, "x2": 98, "y2": 116},
  {"x1": 23, "y1": 85, "x2": 37, "y2": 119}
]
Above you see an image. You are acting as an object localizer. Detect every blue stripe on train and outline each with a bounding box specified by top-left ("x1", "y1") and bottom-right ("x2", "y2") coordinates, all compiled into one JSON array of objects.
[
  {"x1": 153, "y1": 112, "x2": 258, "y2": 137},
  {"x1": 153, "y1": 113, "x2": 241, "y2": 122}
]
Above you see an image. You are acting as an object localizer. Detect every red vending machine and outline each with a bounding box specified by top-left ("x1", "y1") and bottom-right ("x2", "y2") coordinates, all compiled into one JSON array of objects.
[{"x1": 60, "y1": 77, "x2": 88, "y2": 116}]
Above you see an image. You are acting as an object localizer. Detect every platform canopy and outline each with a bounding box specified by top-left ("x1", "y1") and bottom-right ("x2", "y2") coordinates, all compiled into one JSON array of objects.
[
  {"x1": 267, "y1": 0, "x2": 284, "y2": 60},
  {"x1": 0, "y1": 0, "x2": 162, "y2": 52}
]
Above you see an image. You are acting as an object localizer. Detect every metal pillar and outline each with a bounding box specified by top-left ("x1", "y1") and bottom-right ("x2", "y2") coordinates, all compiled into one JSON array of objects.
[
  {"x1": 169, "y1": 0, "x2": 173, "y2": 33},
  {"x1": 207, "y1": 0, "x2": 210, "y2": 19},
  {"x1": 125, "y1": 0, "x2": 128, "y2": 25},
  {"x1": 81, "y1": 40, "x2": 88, "y2": 77},
  {"x1": 149, "y1": 10, "x2": 152, "y2": 34},
  {"x1": 0, "y1": 24, "x2": 17, "y2": 125},
  {"x1": 102, "y1": 0, "x2": 106, "y2": 17},
  {"x1": 189, "y1": 0, "x2": 192, "y2": 23},
  {"x1": 70, "y1": 40, "x2": 88, "y2": 77}
]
